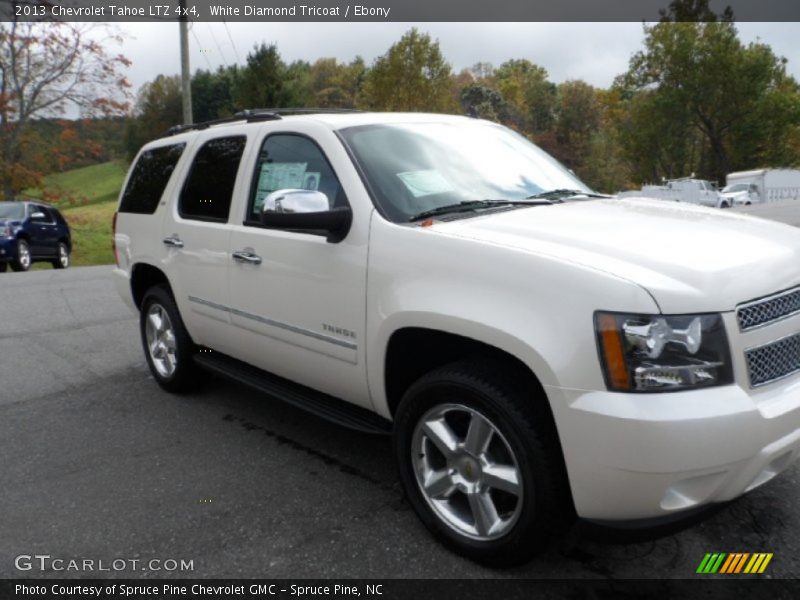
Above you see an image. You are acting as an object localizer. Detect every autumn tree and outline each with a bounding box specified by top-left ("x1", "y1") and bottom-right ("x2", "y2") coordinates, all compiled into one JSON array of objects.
[
  {"x1": 361, "y1": 28, "x2": 457, "y2": 112},
  {"x1": 124, "y1": 75, "x2": 182, "y2": 159},
  {"x1": 308, "y1": 57, "x2": 366, "y2": 108},
  {"x1": 549, "y1": 80, "x2": 602, "y2": 171},
  {"x1": 0, "y1": 22, "x2": 130, "y2": 199},
  {"x1": 494, "y1": 60, "x2": 556, "y2": 134},
  {"x1": 192, "y1": 66, "x2": 238, "y2": 122},
  {"x1": 617, "y1": 1, "x2": 800, "y2": 182},
  {"x1": 233, "y1": 43, "x2": 311, "y2": 110}
]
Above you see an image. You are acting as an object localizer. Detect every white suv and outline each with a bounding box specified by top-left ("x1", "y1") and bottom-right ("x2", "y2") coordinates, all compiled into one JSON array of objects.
[{"x1": 113, "y1": 110, "x2": 800, "y2": 565}]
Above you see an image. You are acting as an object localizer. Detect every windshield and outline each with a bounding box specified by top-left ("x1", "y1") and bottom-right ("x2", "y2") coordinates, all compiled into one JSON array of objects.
[
  {"x1": 339, "y1": 120, "x2": 593, "y2": 222},
  {"x1": 723, "y1": 183, "x2": 751, "y2": 193},
  {"x1": 0, "y1": 202, "x2": 25, "y2": 220}
]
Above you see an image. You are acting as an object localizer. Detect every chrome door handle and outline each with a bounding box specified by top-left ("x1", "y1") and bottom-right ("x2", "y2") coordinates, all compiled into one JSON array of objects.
[
  {"x1": 232, "y1": 250, "x2": 262, "y2": 265},
  {"x1": 162, "y1": 236, "x2": 184, "y2": 248}
]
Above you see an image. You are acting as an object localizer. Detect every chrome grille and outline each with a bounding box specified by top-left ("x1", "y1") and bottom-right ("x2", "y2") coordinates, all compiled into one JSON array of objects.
[
  {"x1": 737, "y1": 286, "x2": 800, "y2": 331},
  {"x1": 745, "y1": 333, "x2": 800, "y2": 387}
]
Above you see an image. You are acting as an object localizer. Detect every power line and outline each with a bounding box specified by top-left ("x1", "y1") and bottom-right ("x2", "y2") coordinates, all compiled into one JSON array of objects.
[
  {"x1": 222, "y1": 20, "x2": 243, "y2": 64},
  {"x1": 190, "y1": 23, "x2": 213, "y2": 71},
  {"x1": 206, "y1": 23, "x2": 229, "y2": 67}
]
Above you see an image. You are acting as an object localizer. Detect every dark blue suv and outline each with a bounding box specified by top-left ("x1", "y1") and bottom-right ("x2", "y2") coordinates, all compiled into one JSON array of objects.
[{"x1": 0, "y1": 201, "x2": 72, "y2": 272}]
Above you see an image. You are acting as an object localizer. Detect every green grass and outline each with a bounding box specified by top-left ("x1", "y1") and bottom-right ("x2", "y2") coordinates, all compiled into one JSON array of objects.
[
  {"x1": 61, "y1": 200, "x2": 117, "y2": 267},
  {"x1": 22, "y1": 161, "x2": 127, "y2": 267},
  {"x1": 24, "y1": 161, "x2": 127, "y2": 208}
]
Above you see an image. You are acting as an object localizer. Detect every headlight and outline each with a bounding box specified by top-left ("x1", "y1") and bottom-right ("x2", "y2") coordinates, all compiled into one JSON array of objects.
[
  {"x1": 0, "y1": 226, "x2": 11, "y2": 238},
  {"x1": 595, "y1": 311, "x2": 733, "y2": 392}
]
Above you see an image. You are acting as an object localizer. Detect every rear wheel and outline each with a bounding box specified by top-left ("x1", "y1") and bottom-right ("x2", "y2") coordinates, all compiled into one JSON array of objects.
[
  {"x1": 393, "y1": 360, "x2": 572, "y2": 566},
  {"x1": 52, "y1": 242, "x2": 70, "y2": 269},
  {"x1": 11, "y1": 239, "x2": 31, "y2": 272},
  {"x1": 140, "y1": 285, "x2": 207, "y2": 393}
]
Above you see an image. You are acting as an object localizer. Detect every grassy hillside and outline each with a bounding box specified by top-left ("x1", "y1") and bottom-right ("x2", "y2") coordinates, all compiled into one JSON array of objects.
[
  {"x1": 62, "y1": 201, "x2": 117, "y2": 266},
  {"x1": 24, "y1": 161, "x2": 127, "y2": 267},
  {"x1": 25, "y1": 161, "x2": 127, "y2": 207}
]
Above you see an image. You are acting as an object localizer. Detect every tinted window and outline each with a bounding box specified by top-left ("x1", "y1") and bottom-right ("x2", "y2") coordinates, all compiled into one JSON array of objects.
[
  {"x1": 31, "y1": 205, "x2": 52, "y2": 222},
  {"x1": 247, "y1": 134, "x2": 346, "y2": 223},
  {"x1": 180, "y1": 136, "x2": 246, "y2": 222},
  {"x1": 0, "y1": 202, "x2": 25, "y2": 219},
  {"x1": 52, "y1": 209, "x2": 67, "y2": 226},
  {"x1": 120, "y1": 144, "x2": 185, "y2": 214}
]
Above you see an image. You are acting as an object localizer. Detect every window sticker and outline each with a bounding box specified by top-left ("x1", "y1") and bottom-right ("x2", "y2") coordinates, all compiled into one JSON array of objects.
[
  {"x1": 302, "y1": 172, "x2": 321, "y2": 191},
  {"x1": 397, "y1": 170, "x2": 455, "y2": 198},
  {"x1": 254, "y1": 162, "x2": 307, "y2": 211}
]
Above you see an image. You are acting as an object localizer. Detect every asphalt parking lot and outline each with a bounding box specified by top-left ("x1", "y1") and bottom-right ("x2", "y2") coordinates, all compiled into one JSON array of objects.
[{"x1": 1, "y1": 265, "x2": 798, "y2": 580}]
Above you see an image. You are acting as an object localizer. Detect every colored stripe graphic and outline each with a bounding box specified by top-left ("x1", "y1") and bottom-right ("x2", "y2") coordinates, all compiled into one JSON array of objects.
[
  {"x1": 697, "y1": 553, "x2": 727, "y2": 573},
  {"x1": 698, "y1": 552, "x2": 773, "y2": 574}
]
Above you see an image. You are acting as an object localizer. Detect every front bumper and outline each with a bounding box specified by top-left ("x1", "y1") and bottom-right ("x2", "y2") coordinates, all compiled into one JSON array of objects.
[
  {"x1": 549, "y1": 378, "x2": 800, "y2": 520},
  {"x1": 549, "y1": 310, "x2": 800, "y2": 521}
]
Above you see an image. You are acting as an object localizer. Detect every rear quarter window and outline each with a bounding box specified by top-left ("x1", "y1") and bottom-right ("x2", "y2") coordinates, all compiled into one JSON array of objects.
[{"x1": 119, "y1": 144, "x2": 186, "y2": 214}]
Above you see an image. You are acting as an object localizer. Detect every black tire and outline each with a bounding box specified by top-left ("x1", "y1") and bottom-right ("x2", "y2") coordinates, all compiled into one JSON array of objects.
[
  {"x1": 393, "y1": 360, "x2": 573, "y2": 566},
  {"x1": 10, "y1": 239, "x2": 31, "y2": 272},
  {"x1": 720, "y1": 202, "x2": 730, "y2": 209},
  {"x1": 140, "y1": 284, "x2": 208, "y2": 393},
  {"x1": 52, "y1": 242, "x2": 70, "y2": 269},
  {"x1": 0, "y1": 262, "x2": 7, "y2": 273}
]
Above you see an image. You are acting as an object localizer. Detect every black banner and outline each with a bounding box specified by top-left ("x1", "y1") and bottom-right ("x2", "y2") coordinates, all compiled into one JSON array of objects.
[
  {"x1": 2, "y1": 0, "x2": 800, "y2": 22},
  {"x1": 1, "y1": 579, "x2": 799, "y2": 600}
]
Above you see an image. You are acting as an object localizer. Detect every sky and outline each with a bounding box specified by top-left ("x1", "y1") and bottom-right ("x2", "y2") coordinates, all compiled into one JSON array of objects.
[{"x1": 114, "y1": 21, "x2": 800, "y2": 95}]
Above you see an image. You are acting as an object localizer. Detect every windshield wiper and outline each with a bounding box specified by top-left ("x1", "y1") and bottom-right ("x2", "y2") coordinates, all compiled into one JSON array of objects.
[
  {"x1": 409, "y1": 199, "x2": 553, "y2": 222},
  {"x1": 526, "y1": 189, "x2": 609, "y2": 201}
]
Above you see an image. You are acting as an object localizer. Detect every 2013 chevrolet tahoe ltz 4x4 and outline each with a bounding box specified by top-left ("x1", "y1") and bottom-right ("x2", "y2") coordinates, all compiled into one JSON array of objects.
[{"x1": 113, "y1": 110, "x2": 800, "y2": 565}]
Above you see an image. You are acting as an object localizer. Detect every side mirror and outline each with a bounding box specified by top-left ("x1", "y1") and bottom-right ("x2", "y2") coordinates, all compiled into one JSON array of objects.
[
  {"x1": 261, "y1": 189, "x2": 352, "y2": 243},
  {"x1": 31, "y1": 211, "x2": 46, "y2": 220}
]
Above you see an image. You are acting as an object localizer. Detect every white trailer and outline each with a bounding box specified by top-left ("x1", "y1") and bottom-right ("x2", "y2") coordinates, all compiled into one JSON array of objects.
[
  {"x1": 618, "y1": 178, "x2": 727, "y2": 208},
  {"x1": 724, "y1": 169, "x2": 800, "y2": 205}
]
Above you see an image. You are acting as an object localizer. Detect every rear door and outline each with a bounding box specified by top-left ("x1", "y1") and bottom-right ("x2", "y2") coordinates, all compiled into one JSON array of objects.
[
  {"x1": 161, "y1": 134, "x2": 248, "y2": 351},
  {"x1": 28, "y1": 204, "x2": 58, "y2": 256}
]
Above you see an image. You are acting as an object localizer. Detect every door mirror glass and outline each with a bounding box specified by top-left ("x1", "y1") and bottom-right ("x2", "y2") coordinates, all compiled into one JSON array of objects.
[{"x1": 262, "y1": 189, "x2": 330, "y2": 215}]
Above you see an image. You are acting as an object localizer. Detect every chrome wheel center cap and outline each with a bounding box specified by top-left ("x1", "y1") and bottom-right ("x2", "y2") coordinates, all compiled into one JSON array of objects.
[{"x1": 458, "y1": 455, "x2": 481, "y2": 482}]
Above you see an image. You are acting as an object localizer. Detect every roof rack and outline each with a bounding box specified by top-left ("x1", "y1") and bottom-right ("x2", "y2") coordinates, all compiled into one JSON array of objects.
[{"x1": 165, "y1": 107, "x2": 363, "y2": 136}]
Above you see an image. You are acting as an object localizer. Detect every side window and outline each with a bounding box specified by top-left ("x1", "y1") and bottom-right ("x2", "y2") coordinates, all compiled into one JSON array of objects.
[
  {"x1": 179, "y1": 136, "x2": 246, "y2": 222},
  {"x1": 31, "y1": 205, "x2": 51, "y2": 222},
  {"x1": 247, "y1": 134, "x2": 347, "y2": 224},
  {"x1": 119, "y1": 144, "x2": 185, "y2": 214}
]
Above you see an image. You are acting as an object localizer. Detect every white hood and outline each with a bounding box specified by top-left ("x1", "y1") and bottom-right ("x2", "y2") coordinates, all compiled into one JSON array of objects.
[{"x1": 435, "y1": 197, "x2": 800, "y2": 313}]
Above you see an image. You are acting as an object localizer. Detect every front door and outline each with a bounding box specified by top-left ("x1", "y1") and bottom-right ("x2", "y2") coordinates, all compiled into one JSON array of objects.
[{"x1": 226, "y1": 130, "x2": 371, "y2": 408}]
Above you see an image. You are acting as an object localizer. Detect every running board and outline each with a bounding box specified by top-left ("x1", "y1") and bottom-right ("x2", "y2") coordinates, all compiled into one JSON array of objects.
[{"x1": 194, "y1": 351, "x2": 392, "y2": 435}]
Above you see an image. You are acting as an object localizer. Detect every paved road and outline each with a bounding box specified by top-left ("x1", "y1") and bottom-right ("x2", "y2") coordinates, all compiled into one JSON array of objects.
[
  {"x1": 0, "y1": 266, "x2": 798, "y2": 579},
  {"x1": 732, "y1": 199, "x2": 800, "y2": 226}
]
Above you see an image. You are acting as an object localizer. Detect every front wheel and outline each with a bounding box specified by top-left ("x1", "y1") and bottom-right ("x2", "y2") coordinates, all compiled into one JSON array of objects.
[
  {"x1": 11, "y1": 239, "x2": 31, "y2": 272},
  {"x1": 140, "y1": 285, "x2": 207, "y2": 393},
  {"x1": 52, "y1": 242, "x2": 70, "y2": 269},
  {"x1": 393, "y1": 360, "x2": 572, "y2": 566}
]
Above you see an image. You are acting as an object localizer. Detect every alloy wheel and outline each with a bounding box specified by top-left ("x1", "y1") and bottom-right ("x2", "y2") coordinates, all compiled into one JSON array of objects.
[
  {"x1": 412, "y1": 403, "x2": 524, "y2": 541},
  {"x1": 145, "y1": 303, "x2": 178, "y2": 378}
]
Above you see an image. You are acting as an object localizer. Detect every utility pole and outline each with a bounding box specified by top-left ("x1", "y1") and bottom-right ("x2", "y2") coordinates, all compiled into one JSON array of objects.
[{"x1": 179, "y1": 0, "x2": 193, "y2": 125}]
